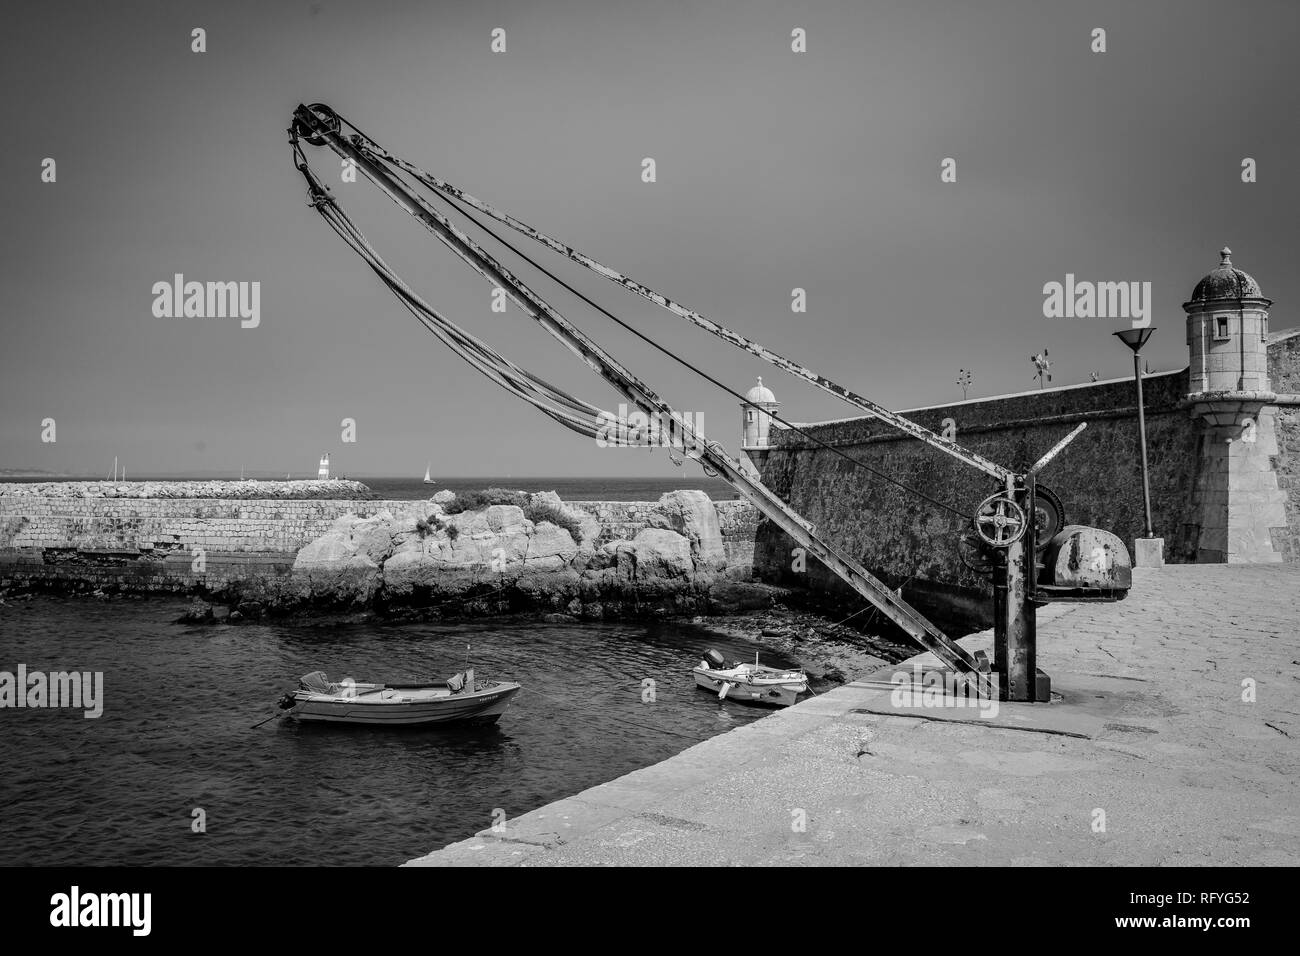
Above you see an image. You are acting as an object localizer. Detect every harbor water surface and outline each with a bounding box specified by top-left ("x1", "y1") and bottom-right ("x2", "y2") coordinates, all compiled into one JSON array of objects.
[{"x1": 0, "y1": 596, "x2": 796, "y2": 866}]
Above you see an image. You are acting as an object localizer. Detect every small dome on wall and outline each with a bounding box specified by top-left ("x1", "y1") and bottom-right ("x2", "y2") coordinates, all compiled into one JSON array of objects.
[
  {"x1": 744, "y1": 376, "x2": 777, "y2": 404},
  {"x1": 1187, "y1": 247, "x2": 1265, "y2": 304}
]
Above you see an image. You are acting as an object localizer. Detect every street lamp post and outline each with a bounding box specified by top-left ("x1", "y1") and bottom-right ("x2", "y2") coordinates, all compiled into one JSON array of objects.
[{"x1": 1113, "y1": 328, "x2": 1158, "y2": 556}]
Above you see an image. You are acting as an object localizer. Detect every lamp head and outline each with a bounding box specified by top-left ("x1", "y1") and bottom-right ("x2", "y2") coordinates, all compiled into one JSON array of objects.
[{"x1": 1113, "y1": 327, "x2": 1155, "y2": 353}]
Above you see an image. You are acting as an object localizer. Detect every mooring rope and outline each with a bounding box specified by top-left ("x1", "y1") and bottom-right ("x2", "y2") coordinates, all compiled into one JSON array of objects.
[{"x1": 305, "y1": 180, "x2": 605, "y2": 435}]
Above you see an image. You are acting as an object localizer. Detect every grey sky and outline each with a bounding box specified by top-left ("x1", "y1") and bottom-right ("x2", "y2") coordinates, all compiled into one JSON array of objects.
[{"x1": 2, "y1": 0, "x2": 1296, "y2": 477}]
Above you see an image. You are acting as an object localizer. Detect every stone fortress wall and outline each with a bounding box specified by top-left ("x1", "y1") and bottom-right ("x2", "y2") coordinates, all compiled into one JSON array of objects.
[
  {"x1": 751, "y1": 370, "x2": 1203, "y2": 608},
  {"x1": 1267, "y1": 327, "x2": 1300, "y2": 560},
  {"x1": 747, "y1": 249, "x2": 1300, "y2": 621}
]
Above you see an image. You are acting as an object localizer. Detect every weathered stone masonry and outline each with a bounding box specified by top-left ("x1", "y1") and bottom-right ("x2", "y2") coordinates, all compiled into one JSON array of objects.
[
  {"x1": 1268, "y1": 328, "x2": 1300, "y2": 561},
  {"x1": 753, "y1": 371, "x2": 1202, "y2": 611},
  {"x1": 0, "y1": 496, "x2": 424, "y2": 555}
]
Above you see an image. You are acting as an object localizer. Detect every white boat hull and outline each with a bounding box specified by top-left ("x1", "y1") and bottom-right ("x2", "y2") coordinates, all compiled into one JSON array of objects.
[{"x1": 692, "y1": 666, "x2": 807, "y2": 707}]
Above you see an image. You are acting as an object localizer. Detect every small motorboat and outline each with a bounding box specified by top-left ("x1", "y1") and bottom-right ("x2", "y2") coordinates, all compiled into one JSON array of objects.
[
  {"x1": 277, "y1": 668, "x2": 520, "y2": 726},
  {"x1": 693, "y1": 649, "x2": 807, "y2": 707}
]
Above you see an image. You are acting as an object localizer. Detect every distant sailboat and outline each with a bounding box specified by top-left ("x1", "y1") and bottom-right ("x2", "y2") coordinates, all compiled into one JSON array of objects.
[{"x1": 423, "y1": 462, "x2": 433, "y2": 484}]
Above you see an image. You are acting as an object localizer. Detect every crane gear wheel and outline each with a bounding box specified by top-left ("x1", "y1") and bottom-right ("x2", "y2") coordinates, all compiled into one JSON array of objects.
[
  {"x1": 1032, "y1": 484, "x2": 1065, "y2": 551},
  {"x1": 975, "y1": 494, "x2": 1027, "y2": 548}
]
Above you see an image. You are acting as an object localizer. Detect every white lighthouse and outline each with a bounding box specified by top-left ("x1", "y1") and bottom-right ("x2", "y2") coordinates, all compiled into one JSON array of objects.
[{"x1": 318, "y1": 453, "x2": 330, "y2": 480}]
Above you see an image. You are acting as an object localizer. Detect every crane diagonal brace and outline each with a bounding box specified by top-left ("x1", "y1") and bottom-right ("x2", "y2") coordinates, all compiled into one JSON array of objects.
[{"x1": 292, "y1": 104, "x2": 996, "y2": 699}]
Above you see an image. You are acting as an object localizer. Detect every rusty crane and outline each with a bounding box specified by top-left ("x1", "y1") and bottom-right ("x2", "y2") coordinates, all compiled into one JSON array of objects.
[{"x1": 288, "y1": 103, "x2": 1126, "y2": 703}]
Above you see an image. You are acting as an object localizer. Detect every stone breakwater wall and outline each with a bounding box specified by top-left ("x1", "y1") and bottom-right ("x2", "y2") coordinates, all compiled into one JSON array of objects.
[
  {"x1": 0, "y1": 479, "x2": 373, "y2": 500},
  {"x1": 0, "y1": 496, "x2": 427, "y2": 554},
  {"x1": 0, "y1": 486, "x2": 760, "y2": 608},
  {"x1": 0, "y1": 548, "x2": 301, "y2": 596}
]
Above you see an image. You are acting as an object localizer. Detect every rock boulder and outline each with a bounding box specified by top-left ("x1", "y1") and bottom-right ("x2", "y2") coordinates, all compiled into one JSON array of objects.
[{"x1": 647, "y1": 490, "x2": 727, "y2": 572}]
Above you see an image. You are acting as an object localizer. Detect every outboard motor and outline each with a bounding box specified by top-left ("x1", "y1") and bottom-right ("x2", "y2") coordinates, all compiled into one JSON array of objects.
[{"x1": 704, "y1": 649, "x2": 727, "y2": 669}]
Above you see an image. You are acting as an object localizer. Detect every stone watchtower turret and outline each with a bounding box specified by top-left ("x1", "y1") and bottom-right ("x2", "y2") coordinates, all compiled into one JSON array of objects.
[
  {"x1": 1185, "y1": 248, "x2": 1271, "y2": 396},
  {"x1": 738, "y1": 377, "x2": 780, "y2": 480},
  {"x1": 1183, "y1": 248, "x2": 1286, "y2": 562}
]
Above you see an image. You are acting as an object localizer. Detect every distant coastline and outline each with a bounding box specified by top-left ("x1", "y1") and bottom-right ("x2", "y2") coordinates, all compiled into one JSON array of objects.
[{"x1": 0, "y1": 469, "x2": 65, "y2": 478}]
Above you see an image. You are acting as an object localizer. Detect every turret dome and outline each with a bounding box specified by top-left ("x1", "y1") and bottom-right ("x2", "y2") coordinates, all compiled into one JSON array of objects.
[
  {"x1": 744, "y1": 376, "x2": 777, "y2": 404},
  {"x1": 1187, "y1": 247, "x2": 1265, "y2": 304}
]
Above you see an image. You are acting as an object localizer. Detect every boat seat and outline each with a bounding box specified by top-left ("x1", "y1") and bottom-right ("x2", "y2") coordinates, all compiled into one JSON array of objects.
[{"x1": 299, "y1": 671, "x2": 338, "y2": 695}]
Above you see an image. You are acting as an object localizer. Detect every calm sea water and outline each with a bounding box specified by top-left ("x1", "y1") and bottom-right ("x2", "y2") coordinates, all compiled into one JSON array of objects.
[
  {"x1": 0, "y1": 596, "x2": 800, "y2": 866},
  {"x1": 1, "y1": 476, "x2": 741, "y2": 502}
]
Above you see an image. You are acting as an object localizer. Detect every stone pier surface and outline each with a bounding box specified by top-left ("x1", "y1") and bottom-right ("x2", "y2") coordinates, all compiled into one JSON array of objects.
[{"x1": 407, "y1": 564, "x2": 1300, "y2": 866}]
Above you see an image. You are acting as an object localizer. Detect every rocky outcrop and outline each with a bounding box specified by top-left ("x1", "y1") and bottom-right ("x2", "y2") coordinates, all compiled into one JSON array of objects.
[
  {"x1": 282, "y1": 490, "x2": 745, "y2": 618},
  {"x1": 0, "y1": 479, "x2": 374, "y2": 500},
  {"x1": 526, "y1": 491, "x2": 601, "y2": 551},
  {"x1": 293, "y1": 510, "x2": 395, "y2": 604},
  {"x1": 647, "y1": 490, "x2": 727, "y2": 572}
]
